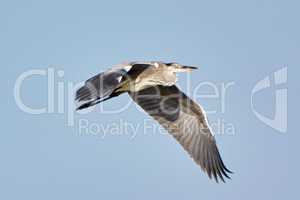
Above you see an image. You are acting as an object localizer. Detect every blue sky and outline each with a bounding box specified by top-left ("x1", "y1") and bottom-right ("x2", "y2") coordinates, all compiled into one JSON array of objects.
[{"x1": 0, "y1": 0, "x2": 298, "y2": 199}]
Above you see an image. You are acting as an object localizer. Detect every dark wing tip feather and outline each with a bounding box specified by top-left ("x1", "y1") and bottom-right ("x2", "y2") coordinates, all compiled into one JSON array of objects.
[
  {"x1": 76, "y1": 102, "x2": 92, "y2": 110},
  {"x1": 76, "y1": 99, "x2": 100, "y2": 110},
  {"x1": 205, "y1": 144, "x2": 232, "y2": 183},
  {"x1": 75, "y1": 85, "x2": 93, "y2": 101}
]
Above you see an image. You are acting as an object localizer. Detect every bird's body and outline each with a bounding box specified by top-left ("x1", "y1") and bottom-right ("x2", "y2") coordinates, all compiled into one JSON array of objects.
[
  {"x1": 75, "y1": 61, "x2": 232, "y2": 182},
  {"x1": 116, "y1": 62, "x2": 178, "y2": 92}
]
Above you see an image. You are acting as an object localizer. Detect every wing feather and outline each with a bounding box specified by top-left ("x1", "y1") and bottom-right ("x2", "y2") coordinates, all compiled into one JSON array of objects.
[
  {"x1": 75, "y1": 63, "x2": 152, "y2": 110},
  {"x1": 130, "y1": 85, "x2": 232, "y2": 182}
]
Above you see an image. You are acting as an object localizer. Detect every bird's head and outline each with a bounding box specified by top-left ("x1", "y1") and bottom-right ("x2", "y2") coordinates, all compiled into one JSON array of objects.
[{"x1": 165, "y1": 62, "x2": 198, "y2": 73}]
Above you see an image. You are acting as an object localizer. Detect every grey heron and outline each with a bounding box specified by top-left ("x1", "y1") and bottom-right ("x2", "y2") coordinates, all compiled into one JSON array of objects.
[{"x1": 75, "y1": 61, "x2": 232, "y2": 182}]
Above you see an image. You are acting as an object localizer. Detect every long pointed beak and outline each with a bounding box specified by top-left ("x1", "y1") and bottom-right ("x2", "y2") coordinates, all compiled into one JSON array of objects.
[
  {"x1": 182, "y1": 66, "x2": 198, "y2": 70},
  {"x1": 177, "y1": 65, "x2": 198, "y2": 72}
]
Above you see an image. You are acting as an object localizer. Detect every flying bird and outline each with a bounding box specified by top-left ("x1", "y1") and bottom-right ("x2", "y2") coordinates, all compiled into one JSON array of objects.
[{"x1": 75, "y1": 61, "x2": 232, "y2": 182}]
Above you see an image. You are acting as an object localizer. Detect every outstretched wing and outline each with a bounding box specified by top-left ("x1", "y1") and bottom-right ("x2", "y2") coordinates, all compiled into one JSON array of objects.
[
  {"x1": 129, "y1": 85, "x2": 232, "y2": 182},
  {"x1": 75, "y1": 63, "x2": 151, "y2": 110}
]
